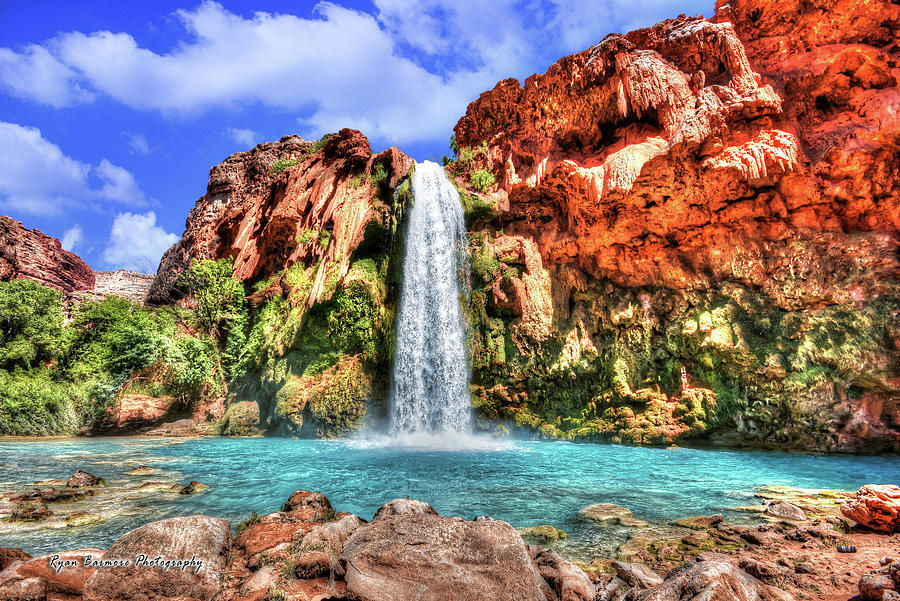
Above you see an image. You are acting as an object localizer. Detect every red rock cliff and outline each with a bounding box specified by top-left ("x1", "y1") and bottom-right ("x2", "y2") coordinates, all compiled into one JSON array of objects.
[
  {"x1": 0, "y1": 216, "x2": 95, "y2": 294},
  {"x1": 453, "y1": 0, "x2": 899, "y2": 451},
  {"x1": 455, "y1": 0, "x2": 899, "y2": 311},
  {"x1": 150, "y1": 129, "x2": 412, "y2": 304}
]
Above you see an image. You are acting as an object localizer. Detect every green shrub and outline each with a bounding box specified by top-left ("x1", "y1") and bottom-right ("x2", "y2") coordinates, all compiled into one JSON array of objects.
[
  {"x1": 0, "y1": 279, "x2": 65, "y2": 369},
  {"x1": 0, "y1": 368, "x2": 78, "y2": 435},
  {"x1": 469, "y1": 168, "x2": 496, "y2": 192},
  {"x1": 296, "y1": 228, "x2": 316, "y2": 245},
  {"x1": 271, "y1": 159, "x2": 299, "y2": 174}
]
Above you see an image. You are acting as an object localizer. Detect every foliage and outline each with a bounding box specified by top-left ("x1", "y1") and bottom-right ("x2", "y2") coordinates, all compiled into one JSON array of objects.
[
  {"x1": 459, "y1": 190, "x2": 496, "y2": 224},
  {"x1": 0, "y1": 368, "x2": 78, "y2": 435},
  {"x1": 449, "y1": 134, "x2": 459, "y2": 158},
  {"x1": 0, "y1": 279, "x2": 65, "y2": 370},
  {"x1": 318, "y1": 230, "x2": 332, "y2": 250},
  {"x1": 469, "y1": 168, "x2": 496, "y2": 192},
  {"x1": 271, "y1": 159, "x2": 299, "y2": 174},
  {"x1": 296, "y1": 228, "x2": 316, "y2": 245}
]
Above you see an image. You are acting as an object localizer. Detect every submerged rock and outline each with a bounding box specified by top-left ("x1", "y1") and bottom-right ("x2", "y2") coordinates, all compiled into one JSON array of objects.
[
  {"x1": 521, "y1": 524, "x2": 568, "y2": 543},
  {"x1": 67, "y1": 470, "x2": 104, "y2": 488},
  {"x1": 10, "y1": 502, "x2": 51, "y2": 521},
  {"x1": 674, "y1": 514, "x2": 723, "y2": 530},
  {"x1": 581, "y1": 504, "x2": 649, "y2": 527},
  {"x1": 66, "y1": 511, "x2": 104, "y2": 527},
  {"x1": 124, "y1": 466, "x2": 161, "y2": 476},
  {"x1": 180, "y1": 481, "x2": 210, "y2": 495}
]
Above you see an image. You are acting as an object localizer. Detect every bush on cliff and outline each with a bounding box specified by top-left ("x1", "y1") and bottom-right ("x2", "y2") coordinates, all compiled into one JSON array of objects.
[{"x1": 0, "y1": 279, "x2": 65, "y2": 370}]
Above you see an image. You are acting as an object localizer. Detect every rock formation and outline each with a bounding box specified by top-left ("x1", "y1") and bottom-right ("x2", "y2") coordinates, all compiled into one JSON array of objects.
[
  {"x1": 841, "y1": 484, "x2": 900, "y2": 533},
  {"x1": 150, "y1": 129, "x2": 412, "y2": 304},
  {"x1": 453, "y1": 0, "x2": 899, "y2": 451},
  {"x1": 0, "y1": 490, "x2": 809, "y2": 601},
  {"x1": 0, "y1": 216, "x2": 94, "y2": 294},
  {"x1": 146, "y1": 129, "x2": 414, "y2": 438}
]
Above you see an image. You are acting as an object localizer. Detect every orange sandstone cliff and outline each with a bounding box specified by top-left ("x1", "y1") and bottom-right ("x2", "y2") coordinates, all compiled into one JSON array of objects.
[{"x1": 451, "y1": 0, "x2": 899, "y2": 451}]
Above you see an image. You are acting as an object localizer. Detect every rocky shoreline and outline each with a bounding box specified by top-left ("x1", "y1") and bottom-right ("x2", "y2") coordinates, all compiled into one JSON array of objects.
[{"x1": 1, "y1": 476, "x2": 897, "y2": 601}]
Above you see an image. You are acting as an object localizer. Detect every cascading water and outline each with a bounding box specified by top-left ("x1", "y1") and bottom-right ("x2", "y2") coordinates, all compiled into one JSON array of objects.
[{"x1": 389, "y1": 160, "x2": 472, "y2": 437}]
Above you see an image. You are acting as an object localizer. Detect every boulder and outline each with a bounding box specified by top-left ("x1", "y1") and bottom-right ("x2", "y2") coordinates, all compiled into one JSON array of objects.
[
  {"x1": 858, "y1": 570, "x2": 896, "y2": 600},
  {"x1": 674, "y1": 514, "x2": 723, "y2": 530},
  {"x1": 298, "y1": 514, "x2": 366, "y2": 554},
  {"x1": 624, "y1": 561, "x2": 795, "y2": 601},
  {"x1": 82, "y1": 515, "x2": 231, "y2": 601},
  {"x1": 0, "y1": 576, "x2": 46, "y2": 601},
  {"x1": 611, "y1": 561, "x2": 664, "y2": 589},
  {"x1": 220, "y1": 401, "x2": 261, "y2": 436},
  {"x1": 0, "y1": 550, "x2": 30, "y2": 572},
  {"x1": 284, "y1": 490, "x2": 334, "y2": 522},
  {"x1": 236, "y1": 522, "x2": 309, "y2": 556},
  {"x1": 372, "y1": 498, "x2": 438, "y2": 521},
  {"x1": 581, "y1": 504, "x2": 649, "y2": 527},
  {"x1": 0, "y1": 549, "x2": 103, "y2": 595},
  {"x1": 342, "y1": 511, "x2": 553, "y2": 601},
  {"x1": 841, "y1": 484, "x2": 900, "y2": 533},
  {"x1": 532, "y1": 548, "x2": 597, "y2": 601},
  {"x1": 10, "y1": 502, "x2": 51, "y2": 521},
  {"x1": 180, "y1": 481, "x2": 210, "y2": 495},
  {"x1": 764, "y1": 502, "x2": 806, "y2": 522},
  {"x1": 67, "y1": 471, "x2": 104, "y2": 488}
]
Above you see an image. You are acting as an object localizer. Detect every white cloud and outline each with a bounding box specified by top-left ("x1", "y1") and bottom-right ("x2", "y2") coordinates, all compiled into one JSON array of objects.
[
  {"x1": 95, "y1": 159, "x2": 146, "y2": 205},
  {"x1": 102, "y1": 211, "x2": 178, "y2": 272},
  {"x1": 0, "y1": 44, "x2": 92, "y2": 107},
  {"x1": 226, "y1": 127, "x2": 260, "y2": 147},
  {"x1": 61, "y1": 225, "x2": 84, "y2": 252},
  {"x1": 0, "y1": 1, "x2": 709, "y2": 147},
  {"x1": 0, "y1": 121, "x2": 148, "y2": 215},
  {"x1": 123, "y1": 132, "x2": 149, "y2": 155}
]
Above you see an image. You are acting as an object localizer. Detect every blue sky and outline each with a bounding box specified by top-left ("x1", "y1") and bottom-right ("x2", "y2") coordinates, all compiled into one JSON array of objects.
[{"x1": 0, "y1": 0, "x2": 710, "y2": 272}]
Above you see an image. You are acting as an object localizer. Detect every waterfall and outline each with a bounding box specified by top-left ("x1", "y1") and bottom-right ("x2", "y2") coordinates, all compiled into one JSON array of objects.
[{"x1": 389, "y1": 160, "x2": 472, "y2": 436}]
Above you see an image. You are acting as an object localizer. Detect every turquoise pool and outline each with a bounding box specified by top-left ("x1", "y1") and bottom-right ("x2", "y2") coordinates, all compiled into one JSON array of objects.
[{"x1": 0, "y1": 436, "x2": 896, "y2": 558}]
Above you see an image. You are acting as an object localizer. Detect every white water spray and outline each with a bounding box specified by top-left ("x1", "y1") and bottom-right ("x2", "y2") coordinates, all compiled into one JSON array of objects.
[{"x1": 389, "y1": 160, "x2": 472, "y2": 437}]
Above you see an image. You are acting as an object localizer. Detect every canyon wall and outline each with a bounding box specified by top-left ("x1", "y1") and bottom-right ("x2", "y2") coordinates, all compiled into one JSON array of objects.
[
  {"x1": 0, "y1": 217, "x2": 95, "y2": 294},
  {"x1": 451, "y1": 0, "x2": 899, "y2": 451},
  {"x1": 151, "y1": 129, "x2": 414, "y2": 438}
]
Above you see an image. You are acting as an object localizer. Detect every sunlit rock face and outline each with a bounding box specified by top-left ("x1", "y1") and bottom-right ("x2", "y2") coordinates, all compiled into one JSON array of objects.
[
  {"x1": 0, "y1": 216, "x2": 95, "y2": 294},
  {"x1": 149, "y1": 129, "x2": 412, "y2": 305},
  {"x1": 455, "y1": 0, "x2": 899, "y2": 452},
  {"x1": 454, "y1": 3, "x2": 899, "y2": 307}
]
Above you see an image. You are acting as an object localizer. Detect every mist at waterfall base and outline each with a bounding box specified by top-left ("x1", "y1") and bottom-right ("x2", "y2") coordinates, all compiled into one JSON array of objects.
[{"x1": 364, "y1": 160, "x2": 499, "y2": 450}]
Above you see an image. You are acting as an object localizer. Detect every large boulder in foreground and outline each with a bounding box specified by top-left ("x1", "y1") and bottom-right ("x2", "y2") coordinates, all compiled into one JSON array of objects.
[
  {"x1": 341, "y1": 511, "x2": 555, "y2": 601},
  {"x1": 83, "y1": 515, "x2": 231, "y2": 601},
  {"x1": 840, "y1": 484, "x2": 900, "y2": 533},
  {"x1": 624, "y1": 561, "x2": 795, "y2": 601}
]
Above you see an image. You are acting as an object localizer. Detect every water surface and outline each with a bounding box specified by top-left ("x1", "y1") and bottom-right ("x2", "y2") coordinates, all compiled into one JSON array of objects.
[{"x1": 0, "y1": 437, "x2": 895, "y2": 558}]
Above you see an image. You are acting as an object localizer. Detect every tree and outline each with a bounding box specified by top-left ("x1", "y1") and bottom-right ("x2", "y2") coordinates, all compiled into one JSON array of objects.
[
  {"x1": 0, "y1": 279, "x2": 65, "y2": 370},
  {"x1": 178, "y1": 258, "x2": 248, "y2": 381}
]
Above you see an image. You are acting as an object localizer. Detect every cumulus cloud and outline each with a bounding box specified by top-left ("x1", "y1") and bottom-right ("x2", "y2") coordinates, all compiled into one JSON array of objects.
[
  {"x1": 61, "y1": 225, "x2": 84, "y2": 252},
  {"x1": 0, "y1": 0, "x2": 709, "y2": 147},
  {"x1": 102, "y1": 211, "x2": 178, "y2": 272},
  {"x1": 226, "y1": 127, "x2": 260, "y2": 147},
  {"x1": 0, "y1": 44, "x2": 92, "y2": 107},
  {"x1": 0, "y1": 121, "x2": 147, "y2": 215}
]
